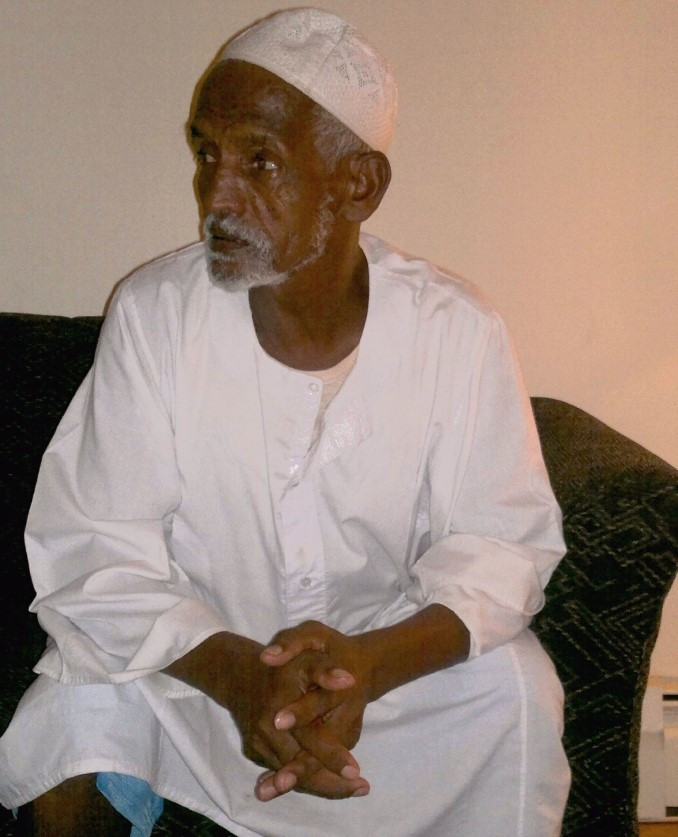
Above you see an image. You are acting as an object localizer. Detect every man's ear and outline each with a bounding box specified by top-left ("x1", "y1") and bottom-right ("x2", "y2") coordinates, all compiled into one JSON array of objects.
[{"x1": 340, "y1": 151, "x2": 391, "y2": 222}]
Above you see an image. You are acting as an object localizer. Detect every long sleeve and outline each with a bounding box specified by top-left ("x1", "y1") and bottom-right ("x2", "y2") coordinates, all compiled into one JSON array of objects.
[
  {"x1": 26, "y1": 284, "x2": 226, "y2": 686},
  {"x1": 407, "y1": 313, "x2": 565, "y2": 658}
]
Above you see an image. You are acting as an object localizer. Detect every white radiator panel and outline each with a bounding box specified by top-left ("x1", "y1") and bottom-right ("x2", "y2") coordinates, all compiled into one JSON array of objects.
[{"x1": 639, "y1": 678, "x2": 678, "y2": 822}]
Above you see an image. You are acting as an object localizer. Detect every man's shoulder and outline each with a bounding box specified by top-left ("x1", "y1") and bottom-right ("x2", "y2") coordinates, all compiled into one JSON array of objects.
[
  {"x1": 102, "y1": 242, "x2": 219, "y2": 347},
  {"x1": 115, "y1": 242, "x2": 207, "y2": 307},
  {"x1": 361, "y1": 233, "x2": 496, "y2": 320}
]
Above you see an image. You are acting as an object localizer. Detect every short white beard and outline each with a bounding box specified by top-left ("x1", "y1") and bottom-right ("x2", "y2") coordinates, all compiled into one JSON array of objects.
[
  {"x1": 203, "y1": 214, "x2": 286, "y2": 291},
  {"x1": 203, "y1": 196, "x2": 334, "y2": 292}
]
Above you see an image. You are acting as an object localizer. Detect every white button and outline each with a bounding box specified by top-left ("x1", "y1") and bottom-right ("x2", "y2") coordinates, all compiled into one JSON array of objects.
[
  {"x1": 308, "y1": 383, "x2": 319, "y2": 394},
  {"x1": 300, "y1": 577, "x2": 312, "y2": 588}
]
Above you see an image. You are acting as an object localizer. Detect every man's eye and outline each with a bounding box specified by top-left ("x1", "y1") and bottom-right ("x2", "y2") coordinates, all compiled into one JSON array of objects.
[
  {"x1": 195, "y1": 149, "x2": 216, "y2": 164},
  {"x1": 252, "y1": 154, "x2": 278, "y2": 172}
]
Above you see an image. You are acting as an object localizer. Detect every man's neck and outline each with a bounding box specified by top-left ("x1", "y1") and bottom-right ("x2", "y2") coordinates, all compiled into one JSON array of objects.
[{"x1": 248, "y1": 240, "x2": 369, "y2": 372}]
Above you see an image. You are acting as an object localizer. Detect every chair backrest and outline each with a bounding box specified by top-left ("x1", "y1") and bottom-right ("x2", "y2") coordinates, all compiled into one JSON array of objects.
[{"x1": 0, "y1": 313, "x2": 103, "y2": 724}]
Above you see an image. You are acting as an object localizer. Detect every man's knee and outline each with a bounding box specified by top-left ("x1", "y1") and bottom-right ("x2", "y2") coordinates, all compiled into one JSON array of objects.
[{"x1": 16, "y1": 774, "x2": 130, "y2": 837}]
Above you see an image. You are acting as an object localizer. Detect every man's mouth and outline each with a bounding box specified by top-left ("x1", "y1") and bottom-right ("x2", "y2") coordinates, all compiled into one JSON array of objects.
[{"x1": 208, "y1": 233, "x2": 247, "y2": 251}]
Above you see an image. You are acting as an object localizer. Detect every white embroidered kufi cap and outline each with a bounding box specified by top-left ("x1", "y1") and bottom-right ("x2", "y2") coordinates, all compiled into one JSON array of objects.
[{"x1": 219, "y1": 7, "x2": 397, "y2": 154}]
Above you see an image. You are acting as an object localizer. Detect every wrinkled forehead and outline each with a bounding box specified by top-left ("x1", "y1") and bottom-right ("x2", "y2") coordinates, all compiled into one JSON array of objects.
[{"x1": 193, "y1": 59, "x2": 317, "y2": 134}]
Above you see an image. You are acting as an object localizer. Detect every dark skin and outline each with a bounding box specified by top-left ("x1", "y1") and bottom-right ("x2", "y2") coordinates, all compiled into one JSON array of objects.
[
  {"x1": 17, "y1": 775, "x2": 129, "y2": 836},
  {"x1": 168, "y1": 58, "x2": 471, "y2": 802}
]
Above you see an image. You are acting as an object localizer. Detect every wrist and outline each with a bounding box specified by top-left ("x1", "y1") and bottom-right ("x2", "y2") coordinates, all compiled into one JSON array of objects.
[
  {"x1": 350, "y1": 633, "x2": 383, "y2": 703},
  {"x1": 352, "y1": 604, "x2": 470, "y2": 702},
  {"x1": 164, "y1": 631, "x2": 265, "y2": 709}
]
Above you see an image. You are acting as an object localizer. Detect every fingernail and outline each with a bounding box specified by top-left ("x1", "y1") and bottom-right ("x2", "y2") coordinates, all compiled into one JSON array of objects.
[
  {"x1": 256, "y1": 783, "x2": 278, "y2": 802},
  {"x1": 352, "y1": 787, "x2": 370, "y2": 797},
  {"x1": 262, "y1": 644, "x2": 284, "y2": 656},
  {"x1": 277, "y1": 773, "x2": 297, "y2": 792},
  {"x1": 341, "y1": 765, "x2": 360, "y2": 780},
  {"x1": 274, "y1": 710, "x2": 296, "y2": 730},
  {"x1": 330, "y1": 668, "x2": 353, "y2": 680}
]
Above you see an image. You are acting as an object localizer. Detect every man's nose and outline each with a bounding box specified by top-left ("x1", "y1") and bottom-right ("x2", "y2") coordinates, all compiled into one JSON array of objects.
[{"x1": 199, "y1": 163, "x2": 245, "y2": 217}]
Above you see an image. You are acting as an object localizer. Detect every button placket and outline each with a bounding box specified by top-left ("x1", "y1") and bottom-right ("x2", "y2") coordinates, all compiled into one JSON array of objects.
[
  {"x1": 278, "y1": 375, "x2": 327, "y2": 625},
  {"x1": 286, "y1": 378, "x2": 321, "y2": 485},
  {"x1": 280, "y1": 479, "x2": 328, "y2": 625}
]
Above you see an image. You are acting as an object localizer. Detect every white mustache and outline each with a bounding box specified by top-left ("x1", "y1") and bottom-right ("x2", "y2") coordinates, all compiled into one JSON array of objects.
[{"x1": 202, "y1": 214, "x2": 272, "y2": 254}]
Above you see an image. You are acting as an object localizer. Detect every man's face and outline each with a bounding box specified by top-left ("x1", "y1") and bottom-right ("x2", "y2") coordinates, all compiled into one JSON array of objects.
[{"x1": 189, "y1": 60, "x2": 337, "y2": 290}]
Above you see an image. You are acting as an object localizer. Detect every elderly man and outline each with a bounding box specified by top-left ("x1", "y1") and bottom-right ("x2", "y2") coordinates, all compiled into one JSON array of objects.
[{"x1": 0, "y1": 8, "x2": 570, "y2": 836}]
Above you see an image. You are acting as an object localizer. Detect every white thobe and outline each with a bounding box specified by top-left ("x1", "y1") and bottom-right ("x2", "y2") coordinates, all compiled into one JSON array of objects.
[{"x1": 0, "y1": 234, "x2": 570, "y2": 835}]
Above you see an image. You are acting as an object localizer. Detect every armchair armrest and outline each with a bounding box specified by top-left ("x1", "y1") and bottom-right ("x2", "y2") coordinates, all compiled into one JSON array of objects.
[{"x1": 531, "y1": 397, "x2": 678, "y2": 837}]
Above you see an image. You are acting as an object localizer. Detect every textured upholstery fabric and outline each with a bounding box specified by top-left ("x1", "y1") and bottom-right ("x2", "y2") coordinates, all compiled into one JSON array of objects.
[
  {"x1": 1, "y1": 312, "x2": 676, "y2": 836},
  {"x1": 532, "y1": 399, "x2": 678, "y2": 837}
]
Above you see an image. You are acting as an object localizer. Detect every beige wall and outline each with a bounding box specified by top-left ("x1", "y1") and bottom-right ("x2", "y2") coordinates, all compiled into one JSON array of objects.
[{"x1": 2, "y1": 1, "x2": 676, "y2": 670}]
